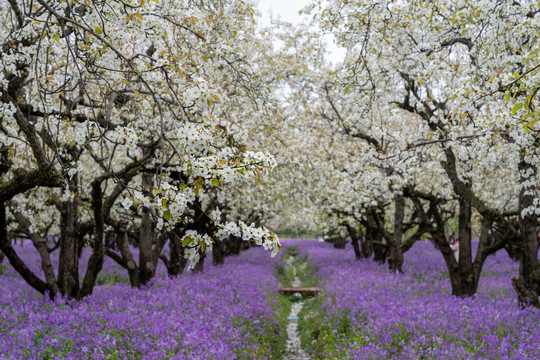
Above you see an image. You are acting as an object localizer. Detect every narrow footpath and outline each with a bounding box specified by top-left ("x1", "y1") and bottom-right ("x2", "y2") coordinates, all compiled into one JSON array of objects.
[{"x1": 283, "y1": 255, "x2": 311, "y2": 360}]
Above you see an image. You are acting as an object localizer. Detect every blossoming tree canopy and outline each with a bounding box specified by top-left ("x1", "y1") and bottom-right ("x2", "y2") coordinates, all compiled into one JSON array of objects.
[
  {"x1": 286, "y1": 0, "x2": 540, "y2": 305},
  {"x1": 0, "y1": 0, "x2": 280, "y2": 299}
]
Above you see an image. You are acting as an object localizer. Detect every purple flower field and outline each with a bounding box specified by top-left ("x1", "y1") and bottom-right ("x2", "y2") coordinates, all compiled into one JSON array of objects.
[
  {"x1": 290, "y1": 239, "x2": 540, "y2": 360},
  {"x1": 2, "y1": 239, "x2": 540, "y2": 359},
  {"x1": 0, "y1": 241, "x2": 283, "y2": 360}
]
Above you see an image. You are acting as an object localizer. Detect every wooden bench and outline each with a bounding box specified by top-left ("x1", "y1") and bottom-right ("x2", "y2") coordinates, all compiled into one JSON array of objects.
[{"x1": 278, "y1": 287, "x2": 320, "y2": 298}]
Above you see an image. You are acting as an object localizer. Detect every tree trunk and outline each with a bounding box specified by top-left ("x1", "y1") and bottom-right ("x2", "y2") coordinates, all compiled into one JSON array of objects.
[
  {"x1": 212, "y1": 239, "x2": 225, "y2": 265},
  {"x1": 58, "y1": 197, "x2": 80, "y2": 299},
  {"x1": 388, "y1": 195, "x2": 405, "y2": 273},
  {"x1": 446, "y1": 194, "x2": 477, "y2": 296},
  {"x1": 332, "y1": 237, "x2": 347, "y2": 249},
  {"x1": 513, "y1": 153, "x2": 540, "y2": 308},
  {"x1": 361, "y1": 235, "x2": 374, "y2": 259},
  {"x1": 0, "y1": 202, "x2": 48, "y2": 294},
  {"x1": 139, "y1": 173, "x2": 156, "y2": 285},
  {"x1": 347, "y1": 222, "x2": 369, "y2": 259},
  {"x1": 117, "y1": 231, "x2": 140, "y2": 288},
  {"x1": 193, "y1": 251, "x2": 205, "y2": 272},
  {"x1": 167, "y1": 232, "x2": 187, "y2": 276},
  {"x1": 372, "y1": 229, "x2": 386, "y2": 264},
  {"x1": 78, "y1": 182, "x2": 105, "y2": 299},
  {"x1": 12, "y1": 211, "x2": 59, "y2": 297},
  {"x1": 350, "y1": 235, "x2": 361, "y2": 259},
  {"x1": 229, "y1": 236, "x2": 242, "y2": 255}
]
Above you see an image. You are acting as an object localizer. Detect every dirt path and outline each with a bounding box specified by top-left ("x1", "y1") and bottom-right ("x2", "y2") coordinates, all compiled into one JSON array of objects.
[{"x1": 283, "y1": 257, "x2": 311, "y2": 360}]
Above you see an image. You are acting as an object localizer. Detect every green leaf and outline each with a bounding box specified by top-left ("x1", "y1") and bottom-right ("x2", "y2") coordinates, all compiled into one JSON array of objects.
[
  {"x1": 53, "y1": 33, "x2": 60, "y2": 41},
  {"x1": 182, "y1": 236, "x2": 192, "y2": 247},
  {"x1": 211, "y1": 178, "x2": 219, "y2": 186},
  {"x1": 163, "y1": 210, "x2": 171, "y2": 221},
  {"x1": 512, "y1": 103, "x2": 523, "y2": 115},
  {"x1": 487, "y1": 75, "x2": 496, "y2": 83},
  {"x1": 95, "y1": 26, "x2": 103, "y2": 35}
]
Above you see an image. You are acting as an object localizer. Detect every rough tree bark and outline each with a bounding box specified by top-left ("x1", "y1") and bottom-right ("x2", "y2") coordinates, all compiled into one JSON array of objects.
[
  {"x1": 332, "y1": 237, "x2": 347, "y2": 249},
  {"x1": 78, "y1": 182, "x2": 105, "y2": 299},
  {"x1": 58, "y1": 193, "x2": 80, "y2": 299},
  {"x1": 388, "y1": 195, "x2": 405, "y2": 273},
  {"x1": 117, "y1": 231, "x2": 140, "y2": 287},
  {"x1": 212, "y1": 239, "x2": 225, "y2": 265},
  {"x1": 167, "y1": 232, "x2": 187, "y2": 275},
  {"x1": 513, "y1": 153, "x2": 540, "y2": 308},
  {"x1": 345, "y1": 224, "x2": 362, "y2": 259},
  {"x1": 139, "y1": 173, "x2": 156, "y2": 285}
]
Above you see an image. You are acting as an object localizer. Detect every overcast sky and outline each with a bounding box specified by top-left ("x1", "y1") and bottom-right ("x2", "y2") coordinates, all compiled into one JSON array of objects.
[
  {"x1": 256, "y1": 0, "x2": 310, "y2": 26},
  {"x1": 255, "y1": 0, "x2": 346, "y2": 65}
]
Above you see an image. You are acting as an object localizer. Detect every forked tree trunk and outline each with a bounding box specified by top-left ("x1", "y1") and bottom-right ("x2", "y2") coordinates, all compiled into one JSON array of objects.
[{"x1": 413, "y1": 197, "x2": 494, "y2": 297}]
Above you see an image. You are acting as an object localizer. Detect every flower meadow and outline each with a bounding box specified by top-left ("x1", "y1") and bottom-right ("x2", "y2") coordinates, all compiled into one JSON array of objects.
[
  {"x1": 291, "y1": 240, "x2": 540, "y2": 360},
  {"x1": 0, "y1": 241, "x2": 283, "y2": 360},
  {"x1": 2, "y1": 239, "x2": 540, "y2": 360}
]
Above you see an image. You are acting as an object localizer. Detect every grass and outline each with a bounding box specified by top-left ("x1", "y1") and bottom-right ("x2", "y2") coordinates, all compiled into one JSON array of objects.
[{"x1": 271, "y1": 245, "x2": 323, "y2": 358}]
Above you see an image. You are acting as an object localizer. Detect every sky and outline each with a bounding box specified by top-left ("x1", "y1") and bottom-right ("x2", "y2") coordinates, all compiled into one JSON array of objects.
[
  {"x1": 256, "y1": 0, "x2": 310, "y2": 26},
  {"x1": 255, "y1": 0, "x2": 346, "y2": 65}
]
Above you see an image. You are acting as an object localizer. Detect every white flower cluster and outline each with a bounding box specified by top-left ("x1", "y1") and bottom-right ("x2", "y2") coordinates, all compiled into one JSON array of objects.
[
  {"x1": 214, "y1": 220, "x2": 281, "y2": 257},
  {"x1": 176, "y1": 123, "x2": 212, "y2": 154},
  {"x1": 243, "y1": 151, "x2": 278, "y2": 169},
  {"x1": 183, "y1": 78, "x2": 220, "y2": 109},
  {"x1": 0, "y1": 100, "x2": 17, "y2": 144},
  {"x1": 181, "y1": 230, "x2": 214, "y2": 269},
  {"x1": 521, "y1": 196, "x2": 540, "y2": 218},
  {"x1": 108, "y1": 126, "x2": 139, "y2": 150}
]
